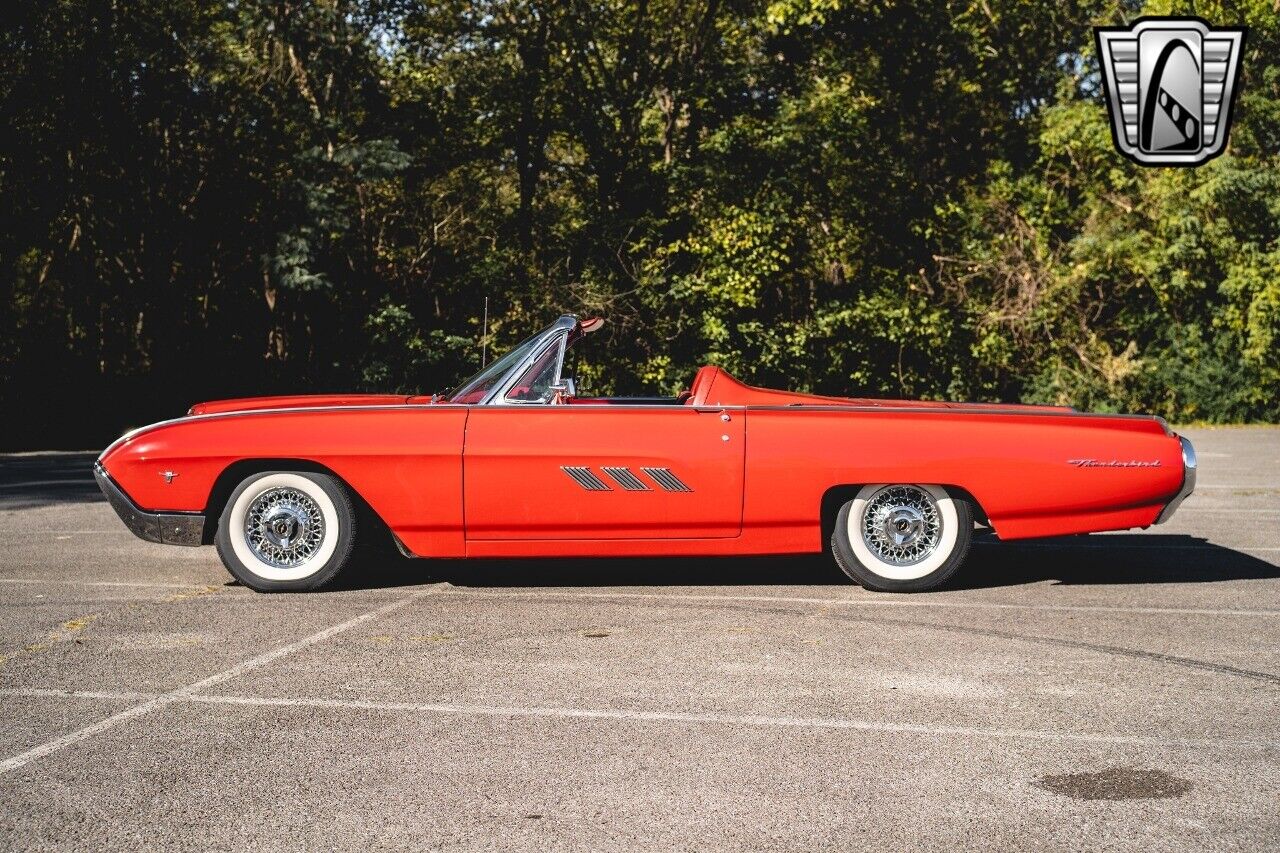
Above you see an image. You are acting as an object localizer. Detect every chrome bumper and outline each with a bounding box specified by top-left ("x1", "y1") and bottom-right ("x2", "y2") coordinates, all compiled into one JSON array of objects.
[
  {"x1": 93, "y1": 462, "x2": 205, "y2": 546},
  {"x1": 1155, "y1": 436, "x2": 1197, "y2": 524}
]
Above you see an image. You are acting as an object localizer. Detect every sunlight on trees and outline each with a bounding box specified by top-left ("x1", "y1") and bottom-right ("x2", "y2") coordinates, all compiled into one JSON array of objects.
[{"x1": 2, "y1": 0, "x2": 1277, "y2": 446}]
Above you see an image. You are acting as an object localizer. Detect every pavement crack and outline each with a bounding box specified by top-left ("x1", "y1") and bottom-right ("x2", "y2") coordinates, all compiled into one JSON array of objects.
[
  {"x1": 452, "y1": 590, "x2": 1280, "y2": 687},
  {"x1": 826, "y1": 612, "x2": 1280, "y2": 687}
]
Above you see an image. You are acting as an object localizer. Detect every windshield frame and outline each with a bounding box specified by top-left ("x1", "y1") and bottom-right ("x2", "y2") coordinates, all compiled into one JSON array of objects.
[
  {"x1": 501, "y1": 335, "x2": 568, "y2": 405},
  {"x1": 446, "y1": 314, "x2": 578, "y2": 405}
]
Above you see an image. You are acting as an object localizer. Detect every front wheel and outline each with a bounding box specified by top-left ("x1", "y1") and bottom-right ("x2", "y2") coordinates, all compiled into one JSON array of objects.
[
  {"x1": 831, "y1": 484, "x2": 971, "y2": 592},
  {"x1": 215, "y1": 471, "x2": 356, "y2": 592}
]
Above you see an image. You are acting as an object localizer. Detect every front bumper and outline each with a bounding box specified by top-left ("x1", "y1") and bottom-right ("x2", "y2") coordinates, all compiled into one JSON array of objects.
[
  {"x1": 93, "y1": 462, "x2": 205, "y2": 546},
  {"x1": 1154, "y1": 435, "x2": 1197, "y2": 524}
]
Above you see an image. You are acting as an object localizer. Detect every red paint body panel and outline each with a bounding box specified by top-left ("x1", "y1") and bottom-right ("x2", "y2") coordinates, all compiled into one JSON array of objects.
[
  {"x1": 463, "y1": 407, "x2": 744, "y2": 541},
  {"x1": 100, "y1": 407, "x2": 468, "y2": 557},
  {"x1": 99, "y1": 368, "x2": 1187, "y2": 560},
  {"x1": 740, "y1": 409, "x2": 1180, "y2": 549}
]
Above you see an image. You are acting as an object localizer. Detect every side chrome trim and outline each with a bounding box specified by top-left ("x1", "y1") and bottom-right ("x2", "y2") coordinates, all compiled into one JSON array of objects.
[
  {"x1": 562, "y1": 466, "x2": 611, "y2": 492},
  {"x1": 97, "y1": 384, "x2": 1168, "y2": 463},
  {"x1": 740, "y1": 405, "x2": 1159, "y2": 421},
  {"x1": 96, "y1": 403, "x2": 474, "y2": 458},
  {"x1": 390, "y1": 531, "x2": 417, "y2": 559},
  {"x1": 93, "y1": 462, "x2": 205, "y2": 546},
  {"x1": 453, "y1": 403, "x2": 1164, "y2": 424},
  {"x1": 99, "y1": 401, "x2": 1164, "y2": 459},
  {"x1": 1155, "y1": 436, "x2": 1197, "y2": 524},
  {"x1": 602, "y1": 466, "x2": 651, "y2": 491},
  {"x1": 642, "y1": 467, "x2": 693, "y2": 493}
]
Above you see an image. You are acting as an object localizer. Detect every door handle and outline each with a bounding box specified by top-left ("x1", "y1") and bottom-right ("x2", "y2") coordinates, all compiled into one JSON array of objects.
[{"x1": 694, "y1": 407, "x2": 734, "y2": 440}]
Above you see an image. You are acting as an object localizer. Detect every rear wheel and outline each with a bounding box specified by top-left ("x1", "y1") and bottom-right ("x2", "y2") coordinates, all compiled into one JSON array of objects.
[
  {"x1": 831, "y1": 484, "x2": 971, "y2": 592},
  {"x1": 214, "y1": 471, "x2": 356, "y2": 592}
]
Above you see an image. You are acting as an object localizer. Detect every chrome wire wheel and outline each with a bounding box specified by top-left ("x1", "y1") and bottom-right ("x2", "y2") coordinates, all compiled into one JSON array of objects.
[
  {"x1": 244, "y1": 486, "x2": 326, "y2": 568},
  {"x1": 833, "y1": 483, "x2": 969, "y2": 589},
  {"x1": 220, "y1": 472, "x2": 347, "y2": 586},
  {"x1": 859, "y1": 485, "x2": 943, "y2": 566}
]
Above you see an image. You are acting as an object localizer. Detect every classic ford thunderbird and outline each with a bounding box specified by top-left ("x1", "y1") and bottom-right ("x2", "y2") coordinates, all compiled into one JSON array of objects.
[{"x1": 95, "y1": 314, "x2": 1196, "y2": 592}]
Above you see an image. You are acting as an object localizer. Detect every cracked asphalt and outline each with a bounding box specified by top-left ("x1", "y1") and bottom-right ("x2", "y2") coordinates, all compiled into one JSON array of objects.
[{"x1": 1, "y1": 426, "x2": 1278, "y2": 851}]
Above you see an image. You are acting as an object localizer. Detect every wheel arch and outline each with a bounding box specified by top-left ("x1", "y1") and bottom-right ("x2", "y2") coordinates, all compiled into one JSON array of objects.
[
  {"x1": 201, "y1": 458, "x2": 391, "y2": 546},
  {"x1": 819, "y1": 482, "x2": 992, "y2": 551}
]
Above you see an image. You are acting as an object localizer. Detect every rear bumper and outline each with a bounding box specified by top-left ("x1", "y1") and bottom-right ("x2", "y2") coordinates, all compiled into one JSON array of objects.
[
  {"x1": 93, "y1": 462, "x2": 205, "y2": 546},
  {"x1": 1154, "y1": 436, "x2": 1197, "y2": 524}
]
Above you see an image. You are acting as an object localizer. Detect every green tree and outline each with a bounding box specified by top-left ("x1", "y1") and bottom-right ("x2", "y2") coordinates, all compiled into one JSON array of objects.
[{"x1": 1, "y1": 0, "x2": 1277, "y2": 449}]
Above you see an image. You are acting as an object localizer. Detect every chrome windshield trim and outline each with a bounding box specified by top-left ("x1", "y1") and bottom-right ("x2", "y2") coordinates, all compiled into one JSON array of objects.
[
  {"x1": 1155, "y1": 435, "x2": 1197, "y2": 524},
  {"x1": 493, "y1": 332, "x2": 569, "y2": 406},
  {"x1": 478, "y1": 314, "x2": 577, "y2": 406}
]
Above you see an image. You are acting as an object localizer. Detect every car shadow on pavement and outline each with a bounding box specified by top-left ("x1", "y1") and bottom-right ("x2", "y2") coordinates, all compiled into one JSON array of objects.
[
  {"x1": 955, "y1": 534, "x2": 1280, "y2": 589},
  {"x1": 0, "y1": 452, "x2": 102, "y2": 510},
  {"x1": 335, "y1": 533, "x2": 1279, "y2": 592},
  {"x1": 332, "y1": 548, "x2": 846, "y2": 591}
]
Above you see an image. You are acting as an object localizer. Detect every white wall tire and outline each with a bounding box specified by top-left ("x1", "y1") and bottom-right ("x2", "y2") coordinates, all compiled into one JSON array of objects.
[
  {"x1": 831, "y1": 484, "x2": 972, "y2": 592},
  {"x1": 215, "y1": 471, "x2": 356, "y2": 592}
]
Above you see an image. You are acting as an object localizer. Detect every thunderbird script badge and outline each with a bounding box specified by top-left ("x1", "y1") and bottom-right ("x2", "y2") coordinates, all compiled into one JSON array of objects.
[{"x1": 1095, "y1": 17, "x2": 1246, "y2": 166}]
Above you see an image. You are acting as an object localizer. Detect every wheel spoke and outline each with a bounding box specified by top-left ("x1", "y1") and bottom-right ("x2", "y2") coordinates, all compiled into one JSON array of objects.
[
  {"x1": 860, "y1": 486, "x2": 943, "y2": 566},
  {"x1": 244, "y1": 487, "x2": 326, "y2": 568}
]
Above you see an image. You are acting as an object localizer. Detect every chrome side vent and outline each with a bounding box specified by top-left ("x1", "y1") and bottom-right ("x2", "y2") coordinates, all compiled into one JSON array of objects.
[
  {"x1": 562, "y1": 466, "x2": 610, "y2": 491},
  {"x1": 641, "y1": 467, "x2": 692, "y2": 493},
  {"x1": 602, "y1": 466, "x2": 650, "y2": 491}
]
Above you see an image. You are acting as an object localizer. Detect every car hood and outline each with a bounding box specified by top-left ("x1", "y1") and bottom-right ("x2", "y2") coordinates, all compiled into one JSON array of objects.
[{"x1": 187, "y1": 394, "x2": 415, "y2": 416}]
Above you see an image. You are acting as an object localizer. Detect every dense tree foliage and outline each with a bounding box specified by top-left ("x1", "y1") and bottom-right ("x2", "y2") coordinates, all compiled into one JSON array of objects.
[{"x1": 2, "y1": 0, "x2": 1277, "y2": 448}]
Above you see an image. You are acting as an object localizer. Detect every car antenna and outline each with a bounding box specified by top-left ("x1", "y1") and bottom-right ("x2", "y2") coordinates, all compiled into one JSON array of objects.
[{"x1": 481, "y1": 296, "x2": 489, "y2": 366}]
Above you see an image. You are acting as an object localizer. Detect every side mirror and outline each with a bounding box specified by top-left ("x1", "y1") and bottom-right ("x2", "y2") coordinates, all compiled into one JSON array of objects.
[{"x1": 550, "y1": 378, "x2": 577, "y2": 402}]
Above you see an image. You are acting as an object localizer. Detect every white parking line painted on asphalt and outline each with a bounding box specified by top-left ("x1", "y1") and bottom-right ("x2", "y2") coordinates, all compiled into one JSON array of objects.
[
  {"x1": 0, "y1": 688, "x2": 1270, "y2": 751},
  {"x1": 985, "y1": 542, "x2": 1280, "y2": 553},
  {"x1": 0, "y1": 578, "x2": 205, "y2": 589},
  {"x1": 0, "y1": 530, "x2": 121, "y2": 536},
  {"x1": 1179, "y1": 507, "x2": 1280, "y2": 514},
  {"x1": 0, "y1": 584, "x2": 447, "y2": 775},
  {"x1": 1195, "y1": 484, "x2": 1280, "y2": 489},
  {"x1": 2, "y1": 688, "x2": 157, "y2": 702},
  {"x1": 443, "y1": 588, "x2": 1280, "y2": 618}
]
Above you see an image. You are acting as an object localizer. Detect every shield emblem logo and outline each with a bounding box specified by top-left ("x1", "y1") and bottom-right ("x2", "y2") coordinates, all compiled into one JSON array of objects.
[{"x1": 1095, "y1": 18, "x2": 1246, "y2": 166}]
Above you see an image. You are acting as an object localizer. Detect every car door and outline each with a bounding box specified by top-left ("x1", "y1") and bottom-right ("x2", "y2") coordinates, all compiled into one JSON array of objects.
[{"x1": 463, "y1": 406, "x2": 745, "y2": 540}]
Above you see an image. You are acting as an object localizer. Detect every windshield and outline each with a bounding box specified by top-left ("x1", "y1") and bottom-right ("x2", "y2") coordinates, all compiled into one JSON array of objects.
[
  {"x1": 446, "y1": 326, "x2": 550, "y2": 403},
  {"x1": 504, "y1": 338, "x2": 564, "y2": 403}
]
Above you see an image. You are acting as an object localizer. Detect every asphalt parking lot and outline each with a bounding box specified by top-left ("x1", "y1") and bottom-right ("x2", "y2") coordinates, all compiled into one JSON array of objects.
[{"x1": 1, "y1": 427, "x2": 1278, "y2": 851}]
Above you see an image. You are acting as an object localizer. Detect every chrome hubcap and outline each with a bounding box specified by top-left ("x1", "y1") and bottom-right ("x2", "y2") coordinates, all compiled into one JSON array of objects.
[
  {"x1": 244, "y1": 487, "x2": 325, "y2": 568},
  {"x1": 861, "y1": 486, "x2": 942, "y2": 566}
]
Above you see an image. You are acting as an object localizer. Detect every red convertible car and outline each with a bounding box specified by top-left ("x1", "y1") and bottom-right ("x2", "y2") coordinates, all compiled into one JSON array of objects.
[{"x1": 95, "y1": 314, "x2": 1196, "y2": 593}]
